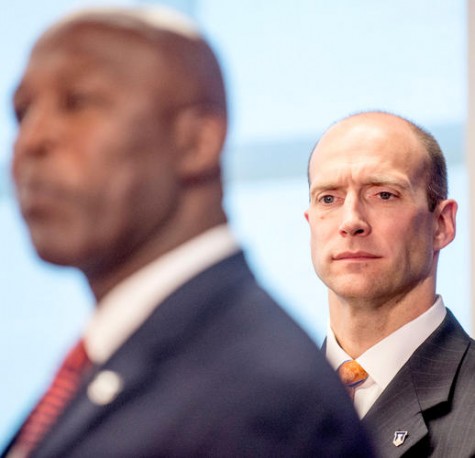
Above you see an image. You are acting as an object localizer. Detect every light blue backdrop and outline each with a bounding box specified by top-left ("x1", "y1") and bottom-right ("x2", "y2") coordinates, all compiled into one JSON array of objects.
[{"x1": 0, "y1": 0, "x2": 469, "y2": 448}]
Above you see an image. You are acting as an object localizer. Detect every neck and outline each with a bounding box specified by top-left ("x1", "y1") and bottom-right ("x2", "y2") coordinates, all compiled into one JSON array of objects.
[
  {"x1": 329, "y1": 282, "x2": 436, "y2": 358},
  {"x1": 85, "y1": 185, "x2": 227, "y2": 301}
]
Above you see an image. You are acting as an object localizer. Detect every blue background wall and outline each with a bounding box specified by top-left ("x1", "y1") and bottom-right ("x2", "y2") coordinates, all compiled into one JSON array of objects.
[{"x1": 0, "y1": 0, "x2": 469, "y2": 447}]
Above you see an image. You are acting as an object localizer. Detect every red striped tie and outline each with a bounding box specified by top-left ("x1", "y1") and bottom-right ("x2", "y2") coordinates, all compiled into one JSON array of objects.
[{"x1": 10, "y1": 339, "x2": 90, "y2": 457}]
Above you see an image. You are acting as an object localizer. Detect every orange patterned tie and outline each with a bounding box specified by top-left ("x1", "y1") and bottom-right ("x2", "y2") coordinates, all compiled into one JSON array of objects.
[
  {"x1": 337, "y1": 360, "x2": 368, "y2": 400},
  {"x1": 10, "y1": 339, "x2": 90, "y2": 458}
]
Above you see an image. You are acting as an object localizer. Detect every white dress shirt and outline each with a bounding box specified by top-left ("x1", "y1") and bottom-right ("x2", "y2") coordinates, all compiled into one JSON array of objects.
[
  {"x1": 84, "y1": 224, "x2": 240, "y2": 365},
  {"x1": 326, "y1": 296, "x2": 447, "y2": 418}
]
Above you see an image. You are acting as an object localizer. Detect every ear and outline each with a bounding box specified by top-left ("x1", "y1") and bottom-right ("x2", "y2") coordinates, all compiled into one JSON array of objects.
[
  {"x1": 433, "y1": 199, "x2": 457, "y2": 251},
  {"x1": 173, "y1": 107, "x2": 227, "y2": 182},
  {"x1": 304, "y1": 209, "x2": 310, "y2": 222}
]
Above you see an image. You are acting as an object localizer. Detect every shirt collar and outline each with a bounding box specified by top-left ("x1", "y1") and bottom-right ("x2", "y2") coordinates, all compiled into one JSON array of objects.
[
  {"x1": 326, "y1": 296, "x2": 447, "y2": 391},
  {"x1": 84, "y1": 224, "x2": 239, "y2": 364}
]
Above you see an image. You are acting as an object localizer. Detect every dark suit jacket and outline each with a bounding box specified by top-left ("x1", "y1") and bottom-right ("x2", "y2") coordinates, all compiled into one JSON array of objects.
[
  {"x1": 364, "y1": 309, "x2": 475, "y2": 457},
  {"x1": 4, "y1": 252, "x2": 374, "y2": 457}
]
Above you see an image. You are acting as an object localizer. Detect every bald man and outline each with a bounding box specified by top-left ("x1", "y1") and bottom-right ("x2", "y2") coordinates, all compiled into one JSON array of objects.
[
  {"x1": 305, "y1": 111, "x2": 475, "y2": 457},
  {"x1": 2, "y1": 6, "x2": 374, "y2": 458}
]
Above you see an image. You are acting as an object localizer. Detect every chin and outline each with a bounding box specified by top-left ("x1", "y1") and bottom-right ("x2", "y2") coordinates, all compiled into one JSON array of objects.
[
  {"x1": 34, "y1": 246, "x2": 79, "y2": 267},
  {"x1": 327, "y1": 278, "x2": 380, "y2": 301},
  {"x1": 29, "y1": 232, "x2": 85, "y2": 268}
]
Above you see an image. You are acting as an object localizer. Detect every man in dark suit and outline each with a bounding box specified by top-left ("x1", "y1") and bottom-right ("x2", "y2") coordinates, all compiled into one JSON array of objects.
[
  {"x1": 3, "y1": 6, "x2": 375, "y2": 457},
  {"x1": 305, "y1": 110, "x2": 475, "y2": 457}
]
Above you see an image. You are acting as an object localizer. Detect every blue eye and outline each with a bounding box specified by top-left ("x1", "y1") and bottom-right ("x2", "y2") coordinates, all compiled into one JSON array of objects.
[
  {"x1": 379, "y1": 192, "x2": 393, "y2": 200},
  {"x1": 321, "y1": 195, "x2": 334, "y2": 204}
]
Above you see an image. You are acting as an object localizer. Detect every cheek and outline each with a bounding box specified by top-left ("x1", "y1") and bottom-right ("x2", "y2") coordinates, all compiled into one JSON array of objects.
[
  {"x1": 91, "y1": 154, "x2": 178, "y2": 235},
  {"x1": 308, "y1": 213, "x2": 334, "y2": 247},
  {"x1": 307, "y1": 215, "x2": 333, "y2": 269},
  {"x1": 80, "y1": 160, "x2": 140, "y2": 229},
  {"x1": 383, "y1": 213, "x2": 434, "y2": 260}
]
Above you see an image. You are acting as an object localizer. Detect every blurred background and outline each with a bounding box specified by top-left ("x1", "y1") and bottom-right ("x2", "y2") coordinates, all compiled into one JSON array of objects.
[{"x1": 0, "y1": 0, "x2": 470, "y2": 447}]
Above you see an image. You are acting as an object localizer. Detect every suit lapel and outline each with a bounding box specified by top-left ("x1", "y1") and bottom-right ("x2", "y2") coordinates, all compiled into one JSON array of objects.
[
  {"x1": 364, "y1": 309, "x2": 470, "y2": 457},
  {"x1": 34, "y1": 252, "x2": 251, "y2": 458},
  {"x1": 364, "y1": 364, "x2": 428, "y2": 457},
  {"x1": 34, "y1": 346, "x2": 157, "y2": 458}
]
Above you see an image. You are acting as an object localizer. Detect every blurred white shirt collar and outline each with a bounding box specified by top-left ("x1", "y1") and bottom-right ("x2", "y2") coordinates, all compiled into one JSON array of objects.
[{"x1": 85, "y1": 224, "x2": 239, "y2": 365}]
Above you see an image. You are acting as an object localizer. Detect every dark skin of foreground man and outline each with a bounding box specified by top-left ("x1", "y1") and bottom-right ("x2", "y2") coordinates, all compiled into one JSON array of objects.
[
  {"x1": 305, "y1": 111, "x2": 475, "y2": 457},
  {"x1": 2, "y1": 7, "x2": 375, "y2": 458}
]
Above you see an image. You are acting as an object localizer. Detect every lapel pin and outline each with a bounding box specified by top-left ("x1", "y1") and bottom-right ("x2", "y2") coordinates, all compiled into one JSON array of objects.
[
  {"x1": 87, "y1": 370, "x2": 124, "y2": 406},
  {"x1": 393, "y1": 430, "x2": 408, "y2": 447}
]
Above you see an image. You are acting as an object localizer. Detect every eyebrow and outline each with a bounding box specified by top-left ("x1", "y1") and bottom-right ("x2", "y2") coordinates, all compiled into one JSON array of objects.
[{"x1": 309, "y1": 175, "x2": 411, "y2": 195}]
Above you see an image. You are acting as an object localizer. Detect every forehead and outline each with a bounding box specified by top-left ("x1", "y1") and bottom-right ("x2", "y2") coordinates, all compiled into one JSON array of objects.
[
  {"x1": 21, "y1": 22, "x2": 167, "y2": 91},
  {"x1": 309, "y1": 115, "x2": 429, "y2": 186}
]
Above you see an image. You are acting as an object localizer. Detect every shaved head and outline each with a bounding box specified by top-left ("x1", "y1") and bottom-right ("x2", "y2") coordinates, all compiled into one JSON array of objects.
[
  {"x1": 308, "y1": 111, "x2": 447, "y2": 211},
  {"x1": 37, "y1": 6, "x2": 227, "y2": 119}
]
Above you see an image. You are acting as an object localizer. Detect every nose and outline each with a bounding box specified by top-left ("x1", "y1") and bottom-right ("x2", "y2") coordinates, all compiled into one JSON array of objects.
[
  {"x1": 338, "y1": 196, "x2": 371, "y2": 237},
  {"x1": 12, "y1": 103, "x2": 57, "y2": 179},
  {"x1": 13, "y1": 102, "x2": 57, "y2": 160}
]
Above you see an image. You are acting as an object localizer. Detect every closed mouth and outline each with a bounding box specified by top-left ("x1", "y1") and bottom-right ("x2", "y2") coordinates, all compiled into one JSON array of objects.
[{"x1": 332, "y1": 252, "x2": 380, "y2": 261}]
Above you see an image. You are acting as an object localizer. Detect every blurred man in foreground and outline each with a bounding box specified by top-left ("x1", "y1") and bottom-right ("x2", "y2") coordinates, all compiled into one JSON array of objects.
[
  {"x1": 305, "y1": 111, "x2": 475, "y2": 457},
  {"x1": 3, "y1": 6, "x2": 374, "y2": 457}
]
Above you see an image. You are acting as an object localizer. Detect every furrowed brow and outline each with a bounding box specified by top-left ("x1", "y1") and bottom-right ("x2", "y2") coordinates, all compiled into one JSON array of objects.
[
  {"x1": 365, "y1": 175, "x2": 411, "y2": 190},
  {"x1": 309, "y1": 181, "x2": 341, "y2": 200}
]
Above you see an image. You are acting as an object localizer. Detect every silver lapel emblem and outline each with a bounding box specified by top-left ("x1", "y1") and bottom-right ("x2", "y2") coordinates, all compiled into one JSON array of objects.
[
  {"x1": 87, "y1": 370, "x2": 124, "y2": 406},
  {"x1": 393, "y1": 430, "x2": 408, "y2": 447}
]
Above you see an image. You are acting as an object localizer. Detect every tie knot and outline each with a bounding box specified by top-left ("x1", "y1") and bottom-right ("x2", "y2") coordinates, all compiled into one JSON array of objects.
[
  {"x1": 337, "y1": 360, "x2": 368, "y2": 389},
  {"x1": 64, "y1": 338, "x2": 90, "y2": 372}
]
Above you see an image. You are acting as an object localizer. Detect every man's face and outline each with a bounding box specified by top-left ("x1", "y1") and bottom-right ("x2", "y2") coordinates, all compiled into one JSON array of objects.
[
  {"x1": 304, "y1": 114, "x2": 453, "y2": 305},
  {"x1": 12, "y1": 23, "x2": 182, "y2": 273}
]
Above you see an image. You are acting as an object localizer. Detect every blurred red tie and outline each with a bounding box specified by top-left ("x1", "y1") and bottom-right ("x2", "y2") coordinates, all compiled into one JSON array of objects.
[{"x1": 10, "y1": 339, "x2": 90, "y2": 457}]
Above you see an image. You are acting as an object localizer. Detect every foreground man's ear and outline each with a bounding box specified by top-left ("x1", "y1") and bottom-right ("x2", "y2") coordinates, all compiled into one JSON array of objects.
[{"x1": 173, "y1": 106, "x2": 227, "y2": 182}]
